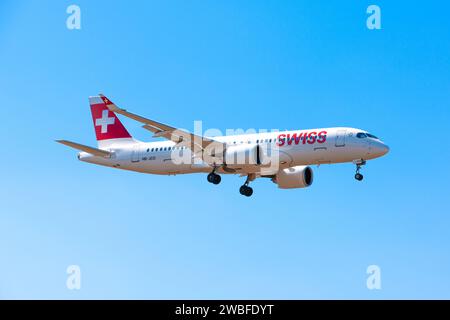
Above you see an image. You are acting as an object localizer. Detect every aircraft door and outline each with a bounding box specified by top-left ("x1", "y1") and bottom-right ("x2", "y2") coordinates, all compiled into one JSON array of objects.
[
  {"x1": 335, "y1": 129, "x2": 347, "y2": 147},
  {"x1": 131, "y1": 144, "x2": 141, "y2": 163}
]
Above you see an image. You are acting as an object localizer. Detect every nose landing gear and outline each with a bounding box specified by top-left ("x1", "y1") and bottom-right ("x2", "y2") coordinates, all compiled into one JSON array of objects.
[{"x1": 353, "y1": 159, "x2": 366, "y2": 181}]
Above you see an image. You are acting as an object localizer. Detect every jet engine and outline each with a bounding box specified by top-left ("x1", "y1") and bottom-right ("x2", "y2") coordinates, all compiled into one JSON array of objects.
[{"x1": 272, "y1": 166, "x2": 313, "y2": 189}]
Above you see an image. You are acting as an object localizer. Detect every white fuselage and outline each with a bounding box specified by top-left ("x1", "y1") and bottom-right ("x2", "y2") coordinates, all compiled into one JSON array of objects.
[{"x1": 79, "y1": 127, "x2": 389, "y2": 176}]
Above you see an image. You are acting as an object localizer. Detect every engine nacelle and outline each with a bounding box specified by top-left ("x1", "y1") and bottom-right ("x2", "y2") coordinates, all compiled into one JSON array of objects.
[
  {"x1": 273, "y1": 166, "x2": 313, "y2": 189},
  {"x1": 224, "y1": 144, "x2": 264, "y2": 168}
]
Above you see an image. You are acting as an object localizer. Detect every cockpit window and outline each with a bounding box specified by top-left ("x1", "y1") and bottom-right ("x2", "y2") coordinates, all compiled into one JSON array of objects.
[
  {"x1": 366, "y1": 133, "x2": 379, "y2": 139},
  {"x1": 356, "y1": 132, "x2": 367, "y2": 138}
]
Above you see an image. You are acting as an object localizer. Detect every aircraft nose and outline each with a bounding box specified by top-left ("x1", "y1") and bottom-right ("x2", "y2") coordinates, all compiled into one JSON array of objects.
[
  {"x1": 382, "y1": 144, "x2": 390, "y2": 155},
  {"x1": 376, "y1": 143, "x2": 389, "y2": 156}
]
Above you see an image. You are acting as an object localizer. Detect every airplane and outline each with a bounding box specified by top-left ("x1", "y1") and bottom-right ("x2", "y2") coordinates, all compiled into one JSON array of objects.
[{"x1": 57, "y1": 95, "x2": 389, "y2": 197}]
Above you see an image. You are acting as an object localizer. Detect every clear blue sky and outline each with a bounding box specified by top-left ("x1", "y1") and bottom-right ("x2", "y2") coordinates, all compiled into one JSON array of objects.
[{"x1": 1, "y1": 0, "x2": 449, "y2": 299}]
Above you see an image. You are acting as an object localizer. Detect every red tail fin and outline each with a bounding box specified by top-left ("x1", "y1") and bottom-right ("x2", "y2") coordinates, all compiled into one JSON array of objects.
[{"x1": 89, "y1": 96, "x2": 132, "y2": 141}]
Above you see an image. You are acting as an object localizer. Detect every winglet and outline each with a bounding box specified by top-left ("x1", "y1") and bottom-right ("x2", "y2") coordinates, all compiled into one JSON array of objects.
[{"x1": 98, "y1": 93, "x2": 123, "y2": 113}]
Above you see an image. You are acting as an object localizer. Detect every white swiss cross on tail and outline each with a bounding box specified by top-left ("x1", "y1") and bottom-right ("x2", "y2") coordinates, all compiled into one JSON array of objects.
[
  {"x1": 89, "y1": 95, "x2": 132, "y2": 142},
  {"x1": 95, "y1": 110, "x2": 115, "y2": 133}
]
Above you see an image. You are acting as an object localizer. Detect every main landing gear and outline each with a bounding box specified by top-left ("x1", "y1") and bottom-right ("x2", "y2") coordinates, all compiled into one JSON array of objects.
[
  {"x1": 207, "y1": 170, "x2": 255, "y2": 197},
  {"x1": 239, "y1": 174, "x2": 255, "y2": 197},
  {"x1": 207, "y1": 169, "x2": 221, "y2": 185},
  {"x1": 354, "y1": 159, "x2": 366, "y2": 181}
]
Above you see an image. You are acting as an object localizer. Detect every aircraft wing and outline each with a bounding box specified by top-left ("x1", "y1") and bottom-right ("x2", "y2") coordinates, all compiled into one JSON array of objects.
[
  {"x1": 56, "y1": 140, "x2": 112, "y2": 158},
  {"x1": 99, "y1": 94, "x2": 225, "y2": 157}
]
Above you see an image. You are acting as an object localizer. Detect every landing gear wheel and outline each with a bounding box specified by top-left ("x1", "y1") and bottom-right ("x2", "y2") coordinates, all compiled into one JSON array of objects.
[
  {"x1": 239, "y1": 185, "x2": 253, "y2": 197},
  {"x1": 212, "y1": 174, "x2": 221, "y2": 185},
  {"x1": 207, "y1": 173, "x2": 221, "y2": 185},
  {"x1": 353, "y1": 159, "x2": 366, "y2": 182}
]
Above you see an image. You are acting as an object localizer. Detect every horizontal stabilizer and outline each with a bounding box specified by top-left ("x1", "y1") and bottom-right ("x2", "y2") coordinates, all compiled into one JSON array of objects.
[{"x1": 56, "y1": 140, "x2": 111, "y2": 157}]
